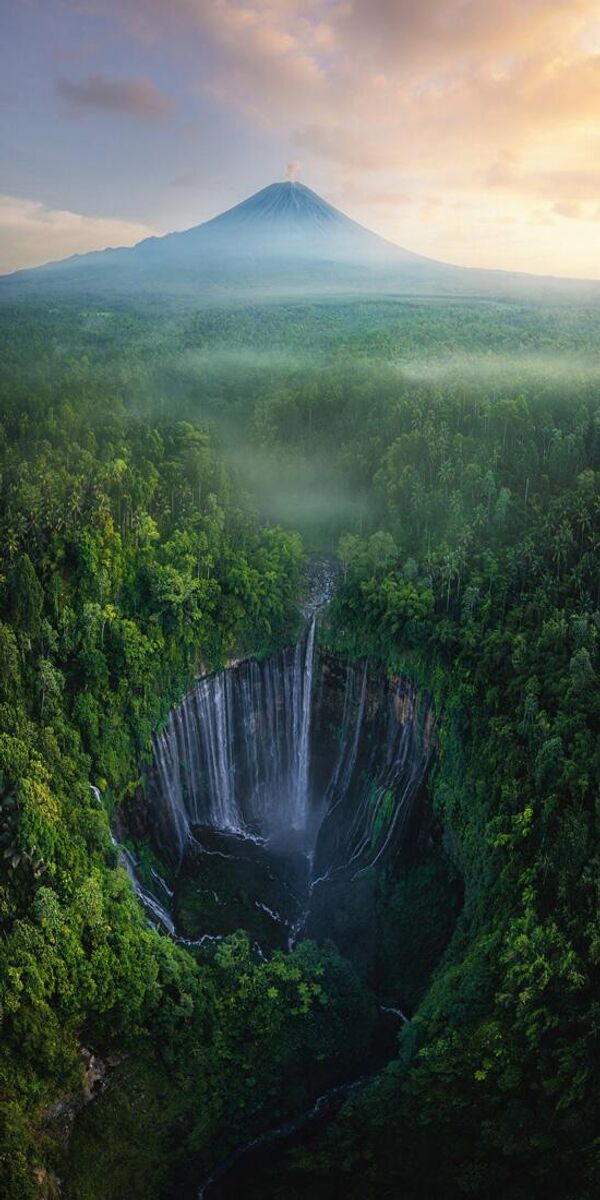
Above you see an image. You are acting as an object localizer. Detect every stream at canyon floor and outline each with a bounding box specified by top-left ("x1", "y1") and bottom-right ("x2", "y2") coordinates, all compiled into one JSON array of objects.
[{"x1": 109, "y1": 565, "x2": 456, "y2": 1196}]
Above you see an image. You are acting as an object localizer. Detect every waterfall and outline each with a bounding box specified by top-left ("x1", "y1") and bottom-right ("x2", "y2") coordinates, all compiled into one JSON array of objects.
[
  {"x1": 152, "y1": 720, "x2": 190, "y2": 861},
  {"x1": 103, "y1": 553, "x2": 437, "y2": 963},
  {"x1": 292, "y1": 613, "x2": 317, "y2": 829},
  {"x1": 307, "y1": 668, "x2": 433, "y2": 886},
  {"x1": 91, "y1": 784, "x2": 176, "y2": 935},
  {"x1": 148, "y1": 633, "x2": 435, "y2": 896},
  {"x1": 149, "y1": 619, "x2": 321, "y2": 863},
  {"x1": 119, "y1": 847, "x2": 176, "y2": 936}
]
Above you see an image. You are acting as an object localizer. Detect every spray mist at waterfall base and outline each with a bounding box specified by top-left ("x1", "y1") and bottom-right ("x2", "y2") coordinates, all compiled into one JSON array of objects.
[
  {"x1": 111, "y1": 611, "x2": 464, "y2": 1200},
  {"x1": 175, "y1": 825, "x2": 313, "y2": 953},
  {"x1": 138, "y1": 607, "x2": 438, "y2": 965}
]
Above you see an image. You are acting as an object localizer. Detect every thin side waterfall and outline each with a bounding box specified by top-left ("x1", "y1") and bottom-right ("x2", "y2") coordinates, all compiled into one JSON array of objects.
[
  {"x1": 307, "y1": 668, "x2": 434, "y2": 889},
  {"x1": 91, "y1": 784, "x2": 176, "y2": 935},
  {"x1": 325, "y1": 658, "x2": 369, "y2": 813},
  {"x1": 119, "y1": 847, "x2": 176, "y2": 936},
  {"x1": 152, "y1": 720, "x2": 190, "y2": 862},
  {"x1": 292, "y1": 613, "x2": 317, "y2": 829}
]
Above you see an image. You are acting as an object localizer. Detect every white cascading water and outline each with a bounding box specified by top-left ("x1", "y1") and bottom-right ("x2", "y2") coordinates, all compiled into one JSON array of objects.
[
  {"x1": 119, "y1": 847, "x2": 176, "y2": 936},
  {"x1": 149, "y1": 632, "x2": 434, "y2": 882},
  {"x1": 150, "y1": 615, "x2": 319, "y2": 862},
  {"x1": 90, "y1": 784, "x2": 176, "y2": 935},
  {"x1": 291, "y1": 613, "x2": 317, "y2": 829},
  {"x1": 104, "y1": 621, "x2": 434, "y2": 969},
  {"x1": 138, "y1": 560, "x2": 435, "y2": 941}
]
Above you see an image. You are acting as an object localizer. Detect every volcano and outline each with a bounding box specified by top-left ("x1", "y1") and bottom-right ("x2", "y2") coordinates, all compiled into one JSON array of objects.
[
  {"x1": 172, "y1": 180, "x2": 428, "y2": 264},
  {"x1": 1, "y1": 180, "x2": 597, "y2": 303}
]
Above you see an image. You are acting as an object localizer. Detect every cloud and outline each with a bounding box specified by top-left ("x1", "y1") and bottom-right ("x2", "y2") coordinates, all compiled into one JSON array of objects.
[
  {"x1": 294, "y1": 124, "x2": 389, "y2": 171},
  {"x1": 328, "y1": 0, "x2": 593, "y2": 71},
  {"x1": 199, "y1": 5, "x2": 327, "y2": 125},
  {"x1": 0, "y1": 194, "x2": 157, "y2": 273},
  {"x1": 55, "y1": 73, "x2": 174, "y2": 119},
  {"x1": 29, "y1": 2, "x2": 600, "y2": 273}
]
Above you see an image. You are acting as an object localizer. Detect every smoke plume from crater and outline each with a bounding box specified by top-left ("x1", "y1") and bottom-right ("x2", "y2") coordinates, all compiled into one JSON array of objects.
[{"x1": 285, "y1": 159, "x2": 301, "y2": 182}]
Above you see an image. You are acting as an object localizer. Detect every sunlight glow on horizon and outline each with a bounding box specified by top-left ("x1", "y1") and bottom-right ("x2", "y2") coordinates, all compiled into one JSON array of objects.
[{"x1": 1, "y1": 0, "x2": 599, "y2": 278}]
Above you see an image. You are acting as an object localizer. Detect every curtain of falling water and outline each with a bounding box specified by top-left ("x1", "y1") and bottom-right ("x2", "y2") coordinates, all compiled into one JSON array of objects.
[
  {"x1": 149, "y1": 627, "x2": 434, "y2": 878},
  {"x1": 151, "y1": 616, "x2": 319, "y2": 862}
]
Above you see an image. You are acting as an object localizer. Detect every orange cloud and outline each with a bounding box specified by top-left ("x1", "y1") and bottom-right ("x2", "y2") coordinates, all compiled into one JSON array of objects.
[
  {"x1": 47, "y1": 1, "x2": 600, "y2": 273},
  {"x1": 0, "y1": 194, "x2": 157, "y2": 273}
]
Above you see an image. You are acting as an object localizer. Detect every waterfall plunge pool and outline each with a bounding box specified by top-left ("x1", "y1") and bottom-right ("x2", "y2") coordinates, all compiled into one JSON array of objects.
[
  {"x1": 111, "y1": 620, "x2": 463, "y2": 1200},
  {"x1": 135, "y1": 627, "x2": 438, "y2": 967}
]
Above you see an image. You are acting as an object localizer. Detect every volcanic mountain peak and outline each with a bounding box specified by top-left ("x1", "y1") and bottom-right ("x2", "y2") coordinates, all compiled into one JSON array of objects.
[
  {"x1": 156, "y1": 177, "x2": 409, "y2": 265},
  {"x1": 205, "y1": 180, "x2": 345, "y2": 229},
  {"x1": 2, "y1": 179, "x2": 596, "y2": 302}
]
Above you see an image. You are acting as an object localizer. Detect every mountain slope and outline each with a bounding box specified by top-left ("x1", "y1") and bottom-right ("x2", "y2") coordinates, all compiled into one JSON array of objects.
[
  {"x1": 1, "y1": 181, "x2": 598, "y2": 303},
  {"x1": 170, "y1": 181, "x2": 430, "y2": 263}
]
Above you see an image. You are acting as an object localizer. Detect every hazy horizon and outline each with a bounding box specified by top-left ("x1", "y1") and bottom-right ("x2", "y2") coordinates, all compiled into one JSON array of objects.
[{"x1": 2, "y1": 1, "x2": 600, "y2": 279}]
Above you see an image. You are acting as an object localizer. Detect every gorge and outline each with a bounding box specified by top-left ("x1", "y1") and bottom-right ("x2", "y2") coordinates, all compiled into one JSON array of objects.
[
  {"x1": 108, "y1": 569, "x2": 459, "y2": 1196},
  {"x1": 127, "y1": 591, "x2": 440, "y2": 977},
  {"x1": 2, "y1": 293, "x2": 597, "y2": 1200}
]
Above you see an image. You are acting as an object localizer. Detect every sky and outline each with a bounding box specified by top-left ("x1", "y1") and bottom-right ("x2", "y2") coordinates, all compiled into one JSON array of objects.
[{"x1": 1, "y1": 0, "x2": 600, "y2": 277}]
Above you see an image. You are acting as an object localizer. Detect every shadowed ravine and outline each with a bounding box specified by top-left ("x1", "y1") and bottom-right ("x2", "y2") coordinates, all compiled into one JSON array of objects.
[
  {"x1": 115, "y1": 586, "x2": 446, "y2": 1197},
  {"x1": 143, "y1": 629, "x2": 436, "y2": 955}
]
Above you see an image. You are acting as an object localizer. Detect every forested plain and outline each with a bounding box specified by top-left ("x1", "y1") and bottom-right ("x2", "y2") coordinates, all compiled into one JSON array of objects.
[{"x1": 0, "y1": 294, "x2": 598, "y2": 1199}]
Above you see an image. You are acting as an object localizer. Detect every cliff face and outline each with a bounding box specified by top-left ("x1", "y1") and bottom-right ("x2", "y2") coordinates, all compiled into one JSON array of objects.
[
  {"x1": 304, "y1": 652, "x2": 438, "y2": 978},
  {"x1": 310, "y1": 651, "x2": 436, "y2": 878},
  {"x1": 146, "y1": 639, "x2": 436, "y2": 872},
  {"x1": 136, "y1": 637, "x2": 439, "y2": 970}
]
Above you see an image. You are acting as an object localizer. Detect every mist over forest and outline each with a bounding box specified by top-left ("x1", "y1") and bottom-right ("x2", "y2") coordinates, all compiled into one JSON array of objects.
[
  {"x1": 0, "y1": 265, "x2": 598, "y2": 1200},
  {"x1": 4, "y1": 0, "x2": 600, "y2": 1188}
]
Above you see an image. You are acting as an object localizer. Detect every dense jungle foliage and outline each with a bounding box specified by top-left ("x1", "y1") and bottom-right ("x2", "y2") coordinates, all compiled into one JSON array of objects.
[{"x1": 0, "y1": 296, "x2": 598, "y2": 1199}]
